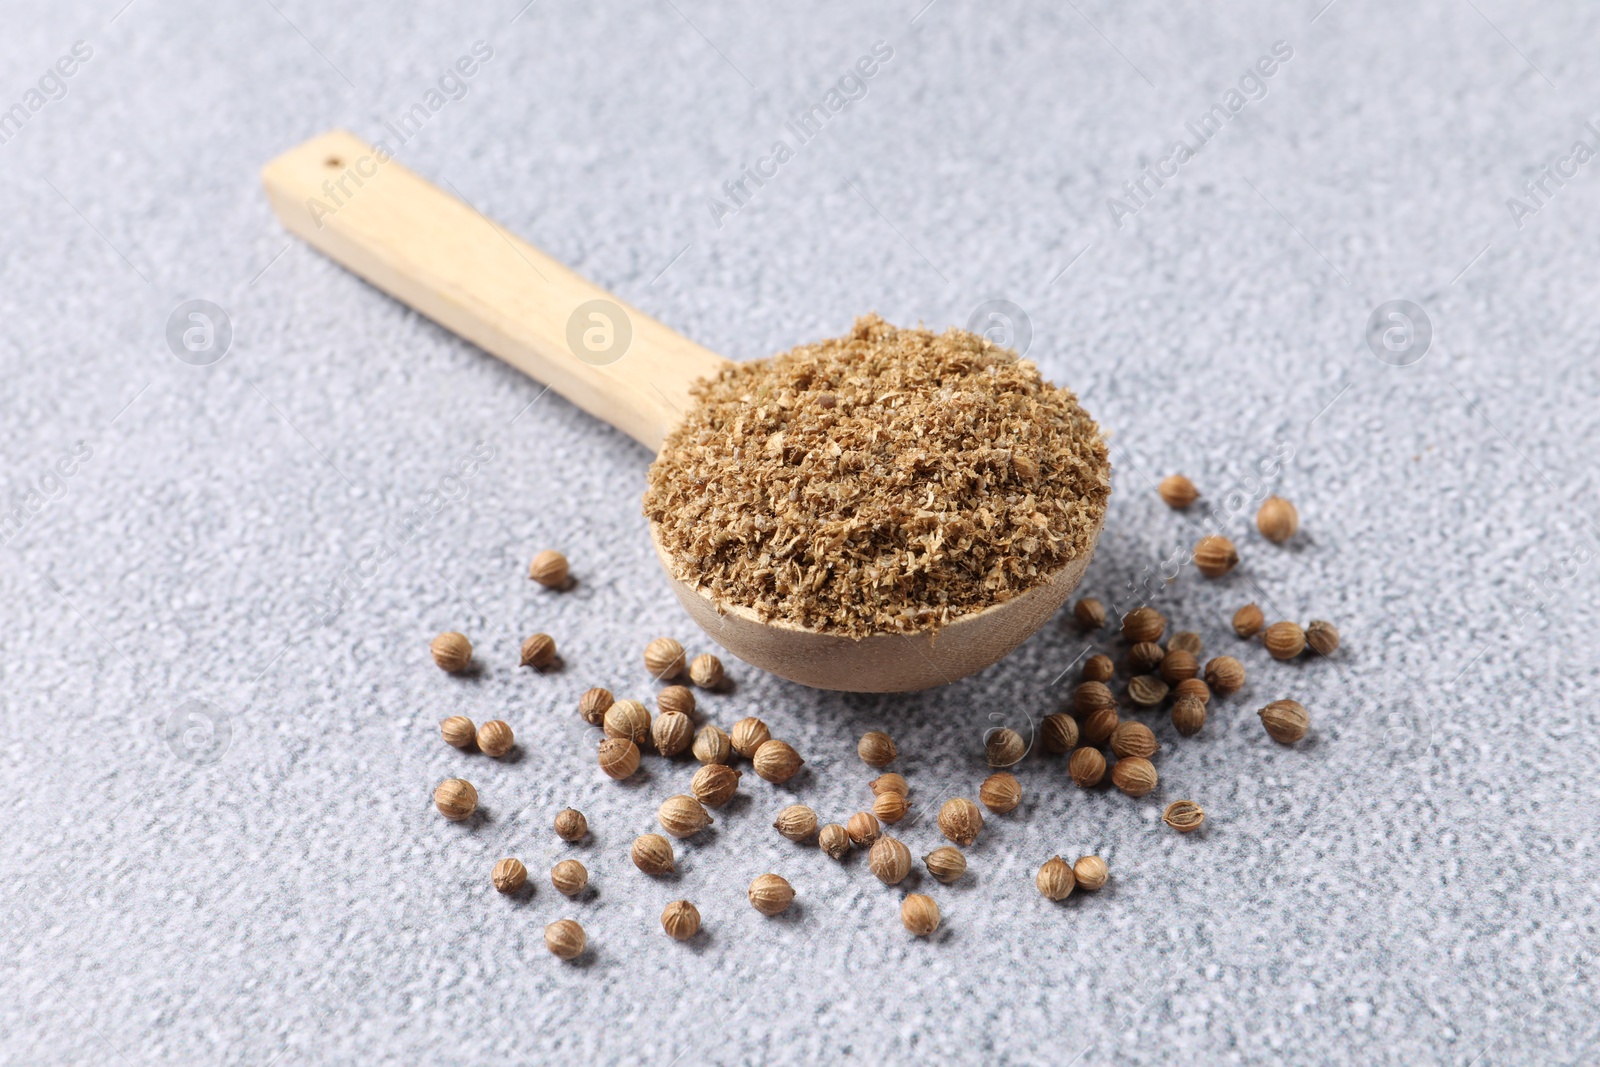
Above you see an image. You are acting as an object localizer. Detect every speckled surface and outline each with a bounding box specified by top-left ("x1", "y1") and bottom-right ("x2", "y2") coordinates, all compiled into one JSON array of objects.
[{"x1": 2, "y1": 1, "x2": 1597, "y2": 1064}]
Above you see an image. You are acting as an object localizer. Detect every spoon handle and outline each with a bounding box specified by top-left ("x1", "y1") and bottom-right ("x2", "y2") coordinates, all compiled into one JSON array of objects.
[{"x1": 261, "y1": 129, "x2": 729, "y2": 451}]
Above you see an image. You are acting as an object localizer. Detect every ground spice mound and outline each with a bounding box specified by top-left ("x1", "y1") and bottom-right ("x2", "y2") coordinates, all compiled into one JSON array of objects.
[{"x1": 643, "y1": 315, "x2": 1110, "y2": 637}]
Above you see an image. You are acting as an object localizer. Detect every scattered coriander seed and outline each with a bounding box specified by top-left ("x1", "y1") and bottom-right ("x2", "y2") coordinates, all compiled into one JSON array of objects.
[
  {"x1": 691, "y1": 764, "x2": 742, "y2": 808},
  {"x1": 1173, "y1": 677, "x2": 1211, "y2": 704},
  {"x1": 519, "y1": 632, "x2": 557, "y2": 669},
  {"x1": 693, "y1": 724, "x2": 732, "y2": 765},
  {"x1": 661, "y1": 900, "x2": 701, "y2": 941},
  {"x1": 1159, "y1": 649, "x2": 1199, "y2": 685},
  {"x1": 644, "y1": 637, "x2": 687, "y2": 680},
  {"x1": 1073, "y1": 596, "x2": 1107, "y2": 630},
  {"x1": 979, "y1": 772, "x2": 1022, "y2": 814},
  {"x1": 1068, "y1": 747, "x2": 1107, "y2": 788},
  {"x1": 1169, "y1": 631, "x2": 1203, "y2": 656},
  {"x1": 1259, "y1": 699, "x2": 1310, "y2": 743},
  {"x1": 1204, "y1": 656, "x2": 1246, "y2": 696},
  {"x1": 748, "y1": 873, "x2": 796, "y2": 916},
  {"x1": 577, "y1": 687, "x2": 613, "y2": 726},
  {"x1": 1128, "y1": 641, "x2": 1166, "y2": 673},
  {"x1": 1073, "y1": 681, "x2": 1116, "y2": 716},
  {"x1": 1263, "y1": 621, "x2": 1307, "y2": 660},
  {"x1": 1232, "y1": 603, "x2": 1265, "y2": 639},
  {"x1": 1158, "y1": 473, "x2": 1199, "y2": 509},
  {"x1": 688, "y1": 652, "x2": 724, "y2": 689},
  {"x1": 430, "y1": 631, "x2": 472, "y2": 673},
  {"x1": 631, "y1": 833, "x2": 675, "y2": 875},
  {"x1": 753, "y1": 739, "x2": 804, "y2": 783},
  {"x1": 1128, "y1": 674, "x2": 1170, "y2": 708},
  {"x1": 434, "y1": 778, "x2": 477, "y2": 820},
  {"x1": 657, "y1": 795, "x2": 713, "y2": 838},
  {"x1": 1256, "y1": 495, "x2": 1299, "y2": 543},
  {"x1": 476, "y1": 720, "x2": 514, "y2": 758},
  {"x1": 651, "y1": 710, "x2": 694, "y2": 757},
  {"x1": 868, "y1": 836, "x2": 913, "y2": 885},
  {"x1": 528, "y1": 549, "x2": 569, "y2": 588},
  {"x1": 869, "y1": 773, "x2": 909, "y2": 797},
  {"x1": 1122, "y1": 606, "x2": 1166, "y2": 644},
  {"x1": 492, "y1": 857, "x2": 527, "y2": 894},
  {"x1": 1073, "y1": 855, "x2": 1108, "y2": 891},
  {"x1": 924, "y1": 845, "x2": 967, "y2": 883},
  {"x1": 603, "y1": 700, "x2": 651, "y2": 746},
  {"x1": 1042, "y1": 713, "x2": 1080, "y2": 754},
  {"x1": 937, "y1": 797, "x2": 985, "y2": 846},
  {"x1": 985, "y1": 728, "x2": 1026, "y2": 767},
  {"x1": 730, "y1": 717, "x2": 771, "y2": 758},
  {"x1": 544, "y1": 919, "x2": 585, "y2": 960},
  {"x1": 657, "y1": 685, "x2": 697, "y2": 718},
  {"x1": 440, "y1": 715, "x2": 476, "y2": 749},
  {"x1": 847, "y1": 811, "x2": 882, "y2": 847},
  {"x1": 1110, "y1": 721, "x2": 1159, "y2": 759},
  {"x1": 873, "y1": 791, "x2": 908, "y2": 824},
  {"x1": 1305, "y1": 619, "x2": 1341, "y2": 656},
  {"x1": 597, "y1": 737, "x2": 640, "y2": 780},
  {"x1": 1193, "y1": 535, "x2": 1240, "y2": 578},
  {"x1": 1163, "y1": 800, "x2": 1205, "y2": 833},
  {"x1": 1111, "y1": 756, "x2": 1158, "y2": 797},
  {"x1": 1083, "y1": 654, "x2": 1115, "y2": 682},
  {"x1": 1081, "y1": 707, "x2": 1120, "y2": 747},
  {"x1": 551, "y1": 859, "x2": 588, "y2": 896},
  {"x1": 818, "y1": 823, "x2": 851, "y2": 860},
  {"x1": 1036, "y1": 856, "x2": 1076, "y2": 901},
  {"x1": 1171, "y1": 694, "x2": 1207, "y2": 737},
  {"x1": 857, "y1": 731, "x2": 898, "y2": 767},
  {"x1": 901, "y1": 894, "x2": 940, "y2": 936},
  {"x1": 553, "y1": 807, "x2": 588, "y2": 842},
  {"x1": 774, "y1": 804, "x2": 819, "y2": 842}
]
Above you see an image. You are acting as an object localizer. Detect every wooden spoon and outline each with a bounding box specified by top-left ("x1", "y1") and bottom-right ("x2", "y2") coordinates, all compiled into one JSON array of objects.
[{"x1": 262, "y1": 130, "x2": 1101, "y2": 692}]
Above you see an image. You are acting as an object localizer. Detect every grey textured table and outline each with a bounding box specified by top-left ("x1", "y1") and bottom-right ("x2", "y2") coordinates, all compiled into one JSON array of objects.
[{"x1": 2, "y1": 1, "x2": 1597, "y2": 1064}]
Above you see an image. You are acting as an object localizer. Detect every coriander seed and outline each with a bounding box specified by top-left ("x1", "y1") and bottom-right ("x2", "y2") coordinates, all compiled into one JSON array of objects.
[
  {"x1": 1083, "y1": 654, "x2": 1115, "y2": 682},
  {"x1": 1081, "y1": 707, "x2": 1120, "y2": 747},
  {"x1": 1263, "y1": 621, "x2": 1306, "y2": 660},
  {"x1": 651, "y1": 710, "x2": 694, "y2": 757},
  {"x1": 846, "y1": 811, "x2": 881, "y2": 847},
  {"x1": 1111, "y1": 756, "x2": 1158, "y2": 797},
  {"x1": 730, "y1": 717, "x2": 770, "y2": 758},
  {"x1": 1169, "y1": 631, "x2": 1203, "y2": 656},
  {"x1": 553, "y1": 807, "x2": 587, "y2": 842},
  {"x1": 1256, "y1": 495, "x2": 1298, "y2": 543},
  {"x1": 1159, "y1": 649, "x2": 1199, "y2": 685},
  {"x1": 603, "y1": 699, "x2": 650, "y2": 745},
  {"x1": 1122, "y1": 607, "x2": 1166, "y2": 644},
  {"x1": 901, "y1": 894, "x2": 940, "y2": 936},
  {"x1": 753, "y1": 739, "x2": 804, "y2": 783},
  {"x1": 873, "y1": 791, "x2": 908, "y2": 824},
  {"x1": 1036, "y1": 856, "x2": 1075, "y2": 901},
  {"x1": 1171, "y1": 694, "x2": 1207, "y2": 737},
  {"x1": 693, "y1": 723, "x2": 732, "y2": 765},
  {"x1": 551, "y1": 859, "x2": 588, "y2": 896},
  {"x1": 1158, "y1": 473, "x2": 1199, "y2": 509},
  {"x1": 688, "y1": 652, "x2": 724, "y2": 689},
  {"x1": 519, "y1": 632, "x2": 556, "y2": 669},
  {"x1": 657, "y1": 795, "x2": 713, "y2": 838},
  {"x1": 1232, "y1": 603, "x2": 1264, "y2": 639},
  {"x1": 1110, "y1": 721, "x2": 1159, "y2": 759},
  {"x1": 1305, "y1": 619, "x2": 1341, "y2": 656},
  {"x1": 434, "y1": 778, "x2": 477, "y2": 820},
  {"x1": 937, "y1": 797, "x2": 984, "y2": 846},
  {"x1": 656, "y1": 685, "x2": 696, "y2": 718},
  {"x1": 1068, "y1": 747, "x2": 1106, "y2": 788},
  {"x1": 440, "y1": 715, "x2": 475, "y2": 749},
  {"x1": 1204, "y1": 656, "x2": 1246, "y2": 696},
  {"x1": 1194, "y1": 535, "x2": 1239, "y2": 578},
  {"x1": 577, "y1": 687, "x2": 613, "y2": 726},
  {"x1": 1042, "y1": 713, "x2": 1080, "y2": 754},
  {"x1": 1173, "y1": 678, "x2": 1211, "y2": 704},
  {"x1": 597, "y1": 737, "x2": 640, "y2": 780},
  {"x1": 818, "y1": 823, "x2": 851, "y2": 860},
  {"x1": 476, "y1": 720, "x2": 514, "y2": 758},
  {"x1": 748, "y1": 873, "x2": 795, "y2": 916},
  {"x1": 869, "y1": 773, "x2": 909, "y2": 797},
  {"x1": 1072, "y1": 855, "x2": 1108, "y2": 891},
  {"x1": 1074, "y1": 596, "x2": 1107, "y2": 630},
  {"x1": 527, "y1": 549, "x2": 569, "y2": 588},
  {"x1": 1073, "y1": 681, "x2": 1115, "y2": 716},
  {"x1": 544, "y1": 919, "x2": 585, "y2": 960},
  {"x1": 979, "y1": 772, "x2": 1022, "y2": 814},
  {"x1": 1128, "y1": 674, "x2": 1169, "y2": 708},
  {"x1": 1259, "y1": 699, "x2": 1309, "y2": 743},
  {"x1": 1163, "y1": 800, "x2": 1205, "y2": 833},
  {"x1": 661, "y1": 900, "x2": 701, "y2": 941},
  {"x1": 644, "y1": 637, "x2": 686, "y2": 680},
  {"x1": 774, "y1": 804, "x2": 818, "y2": 841},
  {"x1": 857, "y1": 731, "x2": 898, "y2": 767},
  {"x1": 1128, "y1": 641, "x2": 1165, "y2": 673},
  {"x1": 985, "y1": 728, "x2": 1025, "y2": 767},
  {"x1": 430, "y1": 631, "x2": 472, "y2": 673},
  {"x1": 492, "y1": 857, "x2": 527, "y2": 893},
  {"x1": 924, "y1": 846, "x2": 967, "y2": 883},
  {"x1": 868, "y1": 835, "x2": 912, "y2": 885},
  {"x1": 631, "y1": 833, "x2": 675, "y2": 875},
  {"x1": 691, "y1": 763, "x2": 742, "y2": 808}
]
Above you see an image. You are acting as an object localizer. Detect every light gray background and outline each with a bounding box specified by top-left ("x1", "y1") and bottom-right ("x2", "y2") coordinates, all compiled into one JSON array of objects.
[{"x1": 2, "y1": 1, "x2": 1597, "y2": 1064}]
